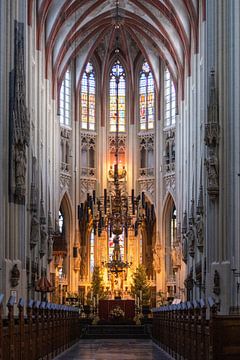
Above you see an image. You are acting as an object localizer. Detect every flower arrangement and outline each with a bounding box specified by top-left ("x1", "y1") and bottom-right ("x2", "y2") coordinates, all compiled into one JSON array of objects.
[{"x1": 109, "y1": 306, "x2": 125, "y2": 319}]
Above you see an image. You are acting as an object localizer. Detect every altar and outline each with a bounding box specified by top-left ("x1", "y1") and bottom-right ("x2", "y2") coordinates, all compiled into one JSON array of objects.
[{"x1": 99, "y1": 299, "x2": 135, "y2": 320}]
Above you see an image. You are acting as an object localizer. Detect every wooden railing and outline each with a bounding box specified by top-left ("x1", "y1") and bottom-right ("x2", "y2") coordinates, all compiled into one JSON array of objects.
[
  {"x1": 152, "y1": 298, "x2": 240, "y2": 360},
  {"x1": 0, "y1": 294, "x2": 80, "y2": 360}
]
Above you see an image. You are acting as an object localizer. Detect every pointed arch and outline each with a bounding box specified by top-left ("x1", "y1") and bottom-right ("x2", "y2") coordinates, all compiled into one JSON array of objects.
[{"x1": 59, "y1": 191, "x2": 73, "y2": 242}]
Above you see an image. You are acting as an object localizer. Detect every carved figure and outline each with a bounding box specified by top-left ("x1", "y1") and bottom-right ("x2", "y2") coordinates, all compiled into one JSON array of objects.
[
  {"x1": 205, "y1": 148, "x2": 218, "y2": 188},
  {"x1": 15, "y1": 144, "x2": 26, "y2": 187},
  {"x1": 40, "y1": 224, "x2": 48, "y2": 255},
  {"x1": 213, "y1": 270, "x2": 220, "y2": 296},
  {"x1": 10, "y1": 264, "x2": 20, "y2": 287},
  {"x1": 187, "y1": 224, "x2": 195, "y2": 257},
  {"x1": 30, "y1": 212, "x2": 39, "y2": 248},
  {"x1": 195, "y1": 213, "x2": 204, "y2": 250},
  {"x1": 48, "y1": 236, "x2": 54, "y2": 261},
  {"x1": 153, "y1": 245, "x2": 161, "y2": 273},
  {"x1": 182, "y1": 232, "x2": 188, "y2": 263},
  {"x1": 80, "y1": 248, "x2": 87, "y2": 278}
]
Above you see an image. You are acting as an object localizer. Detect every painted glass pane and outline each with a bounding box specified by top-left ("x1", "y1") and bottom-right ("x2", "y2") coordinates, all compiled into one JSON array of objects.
[
  {"x1": 81, "y1": 62, "x2": 96, "y2": 130},
  {"x1": 60, "y1": 68, "x2": 72, "y2": 126},
  {"x1": 164, "y1": 68, "x2": 176, "y2": 127},
  {"x1": 139, "y1": 61, "x2": 155, "y2": 130},
  {"x1": 109, "y1": 60, "x2": 126, "y2": 132}
]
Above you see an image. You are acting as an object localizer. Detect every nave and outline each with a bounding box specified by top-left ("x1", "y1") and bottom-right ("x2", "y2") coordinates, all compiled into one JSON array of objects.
[{"x1": 1, "y1": 0, "x2": 240, "y2": 359}]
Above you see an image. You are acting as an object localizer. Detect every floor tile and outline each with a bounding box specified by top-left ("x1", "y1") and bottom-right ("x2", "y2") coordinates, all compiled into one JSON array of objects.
[{"x1": 54, "y1": 339, "x2": 173, "y2": 360}]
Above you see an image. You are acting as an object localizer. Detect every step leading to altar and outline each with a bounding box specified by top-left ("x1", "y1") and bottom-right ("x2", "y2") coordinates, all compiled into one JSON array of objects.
[{"x1": 83, "y1": 324, "x2": 149, "y2": 339}]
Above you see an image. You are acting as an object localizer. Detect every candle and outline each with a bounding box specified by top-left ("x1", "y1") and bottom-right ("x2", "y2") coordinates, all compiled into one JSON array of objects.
[
  {"x1": 137, "y1": 297, "x2": 140, "y2": 307},
  {"x1": 135, "y1": 294, "x2": 137, "y2": 305},
  {"x1": 140, "y1": 290, "x2": 142, "y2": 301},
  {"x1": 96, "y1": 294, "x2": 99, "y2": 304},
  {"x1": 90, "y1": 290, "x2": 93, "y2": 300},
  {"x1": 93, "y1": 297, "x2": 96, "y2": 308}
]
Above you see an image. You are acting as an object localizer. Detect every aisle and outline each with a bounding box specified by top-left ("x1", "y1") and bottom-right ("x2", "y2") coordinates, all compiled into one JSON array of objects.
[{"x1": 54, "y1": 339, "x2": 173, "y2": 360}]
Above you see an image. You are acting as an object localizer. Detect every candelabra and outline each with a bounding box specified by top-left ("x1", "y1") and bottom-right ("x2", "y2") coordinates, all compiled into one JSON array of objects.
[{"x1": 77, "y1": 18, "x2": 155, "y2": 277}]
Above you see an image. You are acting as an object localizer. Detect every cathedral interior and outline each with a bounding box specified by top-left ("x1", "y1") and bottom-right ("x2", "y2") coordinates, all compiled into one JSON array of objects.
[{"x1": 0, "y1": 1, "x2": 240, "y2": 359}]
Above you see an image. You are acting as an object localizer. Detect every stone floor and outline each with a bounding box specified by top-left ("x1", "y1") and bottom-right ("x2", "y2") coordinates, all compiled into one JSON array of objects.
[{"x1": 54, "y1": 339, "x2": 173, "y2": 360}]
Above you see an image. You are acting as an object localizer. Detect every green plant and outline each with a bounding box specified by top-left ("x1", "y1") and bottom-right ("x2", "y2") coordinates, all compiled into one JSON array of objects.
[
  {"x1": 91, "y1": 266, "x2": 105, "y2": 298},
  {"x1": 131, "y1": 264, "x2": 151, "y2": 305}
]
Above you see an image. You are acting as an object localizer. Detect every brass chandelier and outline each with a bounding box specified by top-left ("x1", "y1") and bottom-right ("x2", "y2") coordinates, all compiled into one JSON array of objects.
[{"x1": 78, "y1": 0, "x2": 153, "y2": 277}]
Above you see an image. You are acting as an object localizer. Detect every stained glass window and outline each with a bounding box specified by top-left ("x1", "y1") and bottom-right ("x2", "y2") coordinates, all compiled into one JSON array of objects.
[
  {"x1": 60, "y1": 68, "x2": 71, "y2": 126},
  {"x1": 81, "y1": 62, "x2": 96, "y2": 131},
  {"x1": 139, "y1": 61, "x2": 155, "y2": 131},
  {"x1": 164, "y1": 68, "x2": 176, "y2": 127},
  {"x1": 109, "y1": 60, "x2": 126, "y2": 132},
  {"x1": 90, "y1": 229, "x2": 95, "y2": 273}
]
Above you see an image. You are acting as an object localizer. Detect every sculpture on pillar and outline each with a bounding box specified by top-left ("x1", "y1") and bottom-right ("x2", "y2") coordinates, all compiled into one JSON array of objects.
[
  {"x1": 187, "y1": 224, "x2": 195, "y2": 258},
  {"x1": 204, "y1": 69, "x2": 220, "y2": 200},
  {"x1": 39, "y1": 199, "x2": 47, "y2": 257},
  {"x1": 30, "y1": 212, "x2": 40, "y2": 249},
  {"x1": 40, "y1": 223, "x2": 48, "y2": 257},
  {"x1": 213, "y1": 270, "x2": 220, "y2": 296},
  {"x1": 153, "y1": 244, "x2": 161, "y2": 274},
  {"x1": 9, "y1": 21, "x2": 30, "y2": 204},
  {"x1": 80, "y1": 247, "x2": 87, "y2": 279}
]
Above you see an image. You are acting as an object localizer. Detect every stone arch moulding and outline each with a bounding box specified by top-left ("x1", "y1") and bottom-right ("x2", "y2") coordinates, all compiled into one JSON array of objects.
[{"x1": 58, "y1": 191, "x2": 73, "y2": 238}]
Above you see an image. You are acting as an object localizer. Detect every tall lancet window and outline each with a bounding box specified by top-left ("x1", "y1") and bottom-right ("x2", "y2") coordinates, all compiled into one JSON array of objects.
[
  {"x1": 164, "y1": 68, "x2": 176, "y2": 127},
  {"x1": 139, "y1": 61, "x2": 155, "y2": 131},
  {"x1": 60, "y1": 68, "x2": 71, "y2": 126},
  {"x1": 109, "y1": 60, "x2": 126, "y2": 132},
  {"x1": 81, "y1": 62, "x2": 96, "y2": 131}
]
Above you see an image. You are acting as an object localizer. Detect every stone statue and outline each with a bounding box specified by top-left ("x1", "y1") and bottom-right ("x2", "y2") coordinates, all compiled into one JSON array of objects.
[
  {"x1": 48, "y1": 236, "x2": 54, "y2": 262},
  {"x1": 40, "y1": 223, "x2": 48, "y2": 256},
  {"x1": 205, "y1": 148, "x2": 218, "y2": 188},
  {"x1": 182, "y1": 232, "x2": 188, "y2": 263},
  {"x1": 187, "y1": 224, "x2": 195, "y2": 257},
  {"x1": 80, "y1": 247, "x2": 86, "y2": 278},
  {"x1": 15, "y1": 144, "x2": 26, "y2": 187},
  {"x1": 153, "y1": 245, "x2": 161, "y2": 273},
  {"x1": 195, "y1": 213, "x2": 204, "y2": 250},
  {"x1": 10, "y1": 264, "x2": 20, "y2": 287},
  {"x1": 213, "y1": 270, "x2": 220, "y2": 296},
  {"x1": 30, "y1": 212, "x2": 39, "y2": 248}
]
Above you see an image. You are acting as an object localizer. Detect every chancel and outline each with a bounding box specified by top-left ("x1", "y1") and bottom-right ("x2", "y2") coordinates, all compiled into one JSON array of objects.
[{"x1": 0, "y1": 1, "x2": 240, "y2": 359}]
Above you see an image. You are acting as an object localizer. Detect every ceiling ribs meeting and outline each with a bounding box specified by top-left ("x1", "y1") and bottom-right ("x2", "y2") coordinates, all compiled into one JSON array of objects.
[{"x1": 28, "y1": 0, "x2": 202, "y2": 99}]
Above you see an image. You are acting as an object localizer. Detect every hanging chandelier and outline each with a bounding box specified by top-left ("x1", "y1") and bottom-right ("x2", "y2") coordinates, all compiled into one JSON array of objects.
[{"x1": 77, "y1": 0, "x2": 155, "y2": 277}]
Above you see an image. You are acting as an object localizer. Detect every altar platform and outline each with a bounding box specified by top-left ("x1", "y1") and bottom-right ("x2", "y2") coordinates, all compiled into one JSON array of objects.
[{"x1": 99, "y1": 299, "x2": 135, "y2": 320}]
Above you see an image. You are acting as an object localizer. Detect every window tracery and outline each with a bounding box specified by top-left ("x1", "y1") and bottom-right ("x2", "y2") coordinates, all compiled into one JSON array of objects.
[
  {"x1": 164, "y1": 68, "x2": 176, "y2": 127},
  {"x1": 60, "y1": 68, "x2": 71, "y2": 126},
  {"x1": 109, "y1": 60, "x2": 126, "y2": 132},
  {"x1": 81, "y1": 62, "x2": 96, "y2": 131},
  {"x1": 139, "y1": 61, "x2": 155, "y2": 131}
]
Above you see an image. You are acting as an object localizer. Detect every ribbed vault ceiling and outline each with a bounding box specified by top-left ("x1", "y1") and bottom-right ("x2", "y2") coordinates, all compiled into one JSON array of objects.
[{"x1": 29, "y1": 0, "x2": 200, "y2": 98}]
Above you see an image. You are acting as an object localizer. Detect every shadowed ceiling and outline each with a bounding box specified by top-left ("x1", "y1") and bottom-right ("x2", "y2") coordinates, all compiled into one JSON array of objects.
[{"x1": 28, "y1": 0, "x2": 203, "y2": 98}]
